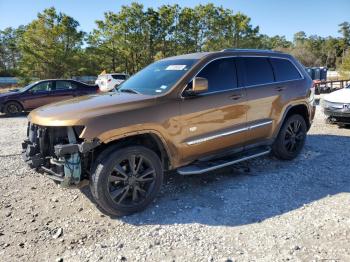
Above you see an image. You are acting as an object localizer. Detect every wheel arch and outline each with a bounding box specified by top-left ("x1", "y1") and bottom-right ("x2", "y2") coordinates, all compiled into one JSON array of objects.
[
  {"x1": 274, "y1": 103, "x2": 311, "y2": 138},
  {"x1": 3, "y1": 99, "x2": 24, "y2": 112},
  {"x1": 5, "y1": 99, "x2": 24, "y2": 107},
  {"x1": 94, "y1": 131, "x2": 173, "y2": 171}
]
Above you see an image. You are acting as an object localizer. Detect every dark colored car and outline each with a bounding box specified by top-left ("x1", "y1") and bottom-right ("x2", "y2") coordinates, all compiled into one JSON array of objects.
[
  {"x1": 22, "y1": 49, "x2": 315, "y2": 216},
  {"x1": 0, "y1": 79, "x2": 99, "y2": 115}
]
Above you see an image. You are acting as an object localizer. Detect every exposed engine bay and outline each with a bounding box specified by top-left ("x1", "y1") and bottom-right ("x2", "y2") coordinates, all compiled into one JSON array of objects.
[{"x1": 22, "y1": 123, "x2": 99, "y2": 187}]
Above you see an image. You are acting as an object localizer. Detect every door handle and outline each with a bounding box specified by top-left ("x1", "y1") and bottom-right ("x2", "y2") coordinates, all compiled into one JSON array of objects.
[
  {"x1": 275, "y1": 86, "x2": 286, "y2": 92},
  {"x1": 230, "y1": 94, "x2": 243, "y2": 100}
]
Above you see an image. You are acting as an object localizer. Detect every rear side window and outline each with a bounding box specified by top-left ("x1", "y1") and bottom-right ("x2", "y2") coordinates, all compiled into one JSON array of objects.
[
  {"x1": 112, "y1": 75, "x2": 126, "y2": 80},
  {"x1": 270, "y1": 58, "x2": 302, "y2": 81},
  {"x1": 239, "y1": 57, "x2": 274, "y2": 86},
  {"x1": 56, "y1": 81, "x2": 76, "y2": 90},
  {"x1": 197, "y1": 58, "x2": 237, "y2": 92}
]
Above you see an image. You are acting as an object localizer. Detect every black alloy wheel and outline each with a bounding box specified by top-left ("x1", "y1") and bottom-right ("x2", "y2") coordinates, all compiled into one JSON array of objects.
[
  {"x1": 272, "y1": 114, "x2": 307, "y2": 160},
  {"x1": 283, "y1": 118, "x2": 305, "y2": 153},
  {"x1": 5, "y1": 101, "x2": 22, "y2": 115},
  {"x1": 90, "y1": 146, "x2": 163, "y2": 216},
  {"x1": 108, "y1": 154, "x2": 157, "y2": 206}
]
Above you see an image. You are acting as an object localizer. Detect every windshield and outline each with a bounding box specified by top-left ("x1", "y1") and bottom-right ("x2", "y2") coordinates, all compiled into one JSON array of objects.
[
  {"x1": 19, "y1": 81, "x2": 40, "y2": 92},
  {"x1": 118, "y1": 59, "x2": 197, "y2": 95}
]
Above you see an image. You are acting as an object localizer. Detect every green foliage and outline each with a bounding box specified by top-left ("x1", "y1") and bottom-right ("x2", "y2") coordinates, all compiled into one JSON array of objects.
[
  {"x1": 88, "y1": 3, "x2": 262, "y2": 74},
  {"x1": 18, "y1": 7, "x2": 84, "y2": 79},
  {"x1": 0, "y1": 26, "x2": 24, "y2": 76},
  {"x1": 340, "y1": 51, "x2": 350, "y2": 78},
  {"x1": 0, "y1": 4, "x2": 349, "y2": 78}
]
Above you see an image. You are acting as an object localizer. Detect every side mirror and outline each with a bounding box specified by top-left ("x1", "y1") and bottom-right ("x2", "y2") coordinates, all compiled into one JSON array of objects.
[
  {"x1": 184, "y1": 77, "x2": 208, "y2": 96},
  {"x1": 193, "y1": 77, "x2": 208, "y2": 93}
]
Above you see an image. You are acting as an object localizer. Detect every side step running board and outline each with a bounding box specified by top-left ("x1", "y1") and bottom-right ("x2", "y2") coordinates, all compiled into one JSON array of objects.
[{"x1": 177, "y1": 147, "x2": 271, "y2": 175}]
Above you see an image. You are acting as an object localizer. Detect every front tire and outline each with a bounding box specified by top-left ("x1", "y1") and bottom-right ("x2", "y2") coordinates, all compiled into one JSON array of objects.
[
  {"x1": 4, "y1": 101, "x2": 23, "y2": 116},
  {"x1": 272, "y1": 114, "x2": 307, "y2": 160},
  {"x1": 90, "y1": 146, "x2": 163, "y2": 216}
]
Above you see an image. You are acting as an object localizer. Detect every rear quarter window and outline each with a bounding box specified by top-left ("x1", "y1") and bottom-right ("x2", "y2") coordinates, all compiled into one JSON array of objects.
[
  {"x1": 270, "y1": 58, "x2": 302, "y2": 82},
  {"x1": 112, "y1": 75, "x2": 126, "y2": 80}
]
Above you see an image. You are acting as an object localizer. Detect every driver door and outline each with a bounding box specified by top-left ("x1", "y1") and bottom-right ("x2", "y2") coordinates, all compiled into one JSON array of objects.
[{"x1": 22, "y1": 81, "x2": 55, "y2": 109}]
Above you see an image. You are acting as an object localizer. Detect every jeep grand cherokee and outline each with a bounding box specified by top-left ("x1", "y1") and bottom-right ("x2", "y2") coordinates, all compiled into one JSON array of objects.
[{"x1": 22, "y1": 49, "x2": 316, "y2": 216}]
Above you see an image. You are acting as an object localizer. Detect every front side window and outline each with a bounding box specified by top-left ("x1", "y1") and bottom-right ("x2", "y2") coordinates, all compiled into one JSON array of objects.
[
  {"x1": 197, "y1": 58, "x2": 237, "y2": 92},
  {"x1": 118, "y1": 59, "x2": 196, "y2": 95},
  {"x1": 30, "y1": 81, "x2": 53, "y2": 93},
  {"x1": 56, "y1": 81, "x2": 76, "y2": 90},
  {"x1": 270, "y1": 58, "x2": 302, "y2": 81},
  {"x1": 239, "y1": 57, "x2": 274, "y2": 86}
]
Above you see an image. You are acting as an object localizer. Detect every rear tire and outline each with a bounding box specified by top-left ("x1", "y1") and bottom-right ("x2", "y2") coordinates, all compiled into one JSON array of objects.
[
  {"x1": 272, "y1": 114, "x2": 307, "y2": 160},
  {"x1": 90, "y1": 146, "x2": 163, "y2": 216},
  {"x1": 4, "y1": 101, "x2": 23, "y2": 116}
]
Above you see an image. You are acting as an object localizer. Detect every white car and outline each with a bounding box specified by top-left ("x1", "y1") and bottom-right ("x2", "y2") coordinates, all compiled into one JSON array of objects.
[
  {"x1": 95, "y1": 73, "x2": 129, "y2": 92},
  {"x1": 322, "y1": 84, "x2": 350, "y2": 125}
]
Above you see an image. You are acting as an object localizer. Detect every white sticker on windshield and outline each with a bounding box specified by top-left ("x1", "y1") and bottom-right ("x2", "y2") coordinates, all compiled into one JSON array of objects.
[
  {"x1": 165, "y1": 65, "x2": 187, "y2": 71},
  {"x1": 155, "y1": 89, "x2": 162, "y2": 93},
  {"x1": 160, "y1": 85, "x2": 167, "y2": 89}
]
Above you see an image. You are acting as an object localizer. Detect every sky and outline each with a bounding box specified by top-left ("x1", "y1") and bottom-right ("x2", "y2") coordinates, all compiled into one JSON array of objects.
[{"x1": 0, "y1": 0, "x2": 349, "y2": 40}]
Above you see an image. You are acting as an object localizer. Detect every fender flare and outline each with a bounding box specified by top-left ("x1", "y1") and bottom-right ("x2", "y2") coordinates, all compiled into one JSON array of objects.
[
  {"x1": 101, "y1": 129, "x2": 175, "y2": 169},
  {"x1": 273, "y1": 102, "x2": 310, "y2": 138}
]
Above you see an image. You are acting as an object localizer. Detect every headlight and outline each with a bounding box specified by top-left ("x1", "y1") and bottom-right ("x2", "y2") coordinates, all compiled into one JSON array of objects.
[{"x1": 322, "y1": 100, "x2": 343, "y2": 109}]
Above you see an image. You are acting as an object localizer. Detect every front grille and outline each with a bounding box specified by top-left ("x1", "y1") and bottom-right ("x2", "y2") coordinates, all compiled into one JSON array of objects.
[
  {"x1": 23, "y1": 123, "x2": 75, "y2": 173},
  {"x1": 330, "y1": 116, "x2": 350, "y2": 124},
  {"x1": 27, "y1": 123, "x2": 69, "y2": 158}
]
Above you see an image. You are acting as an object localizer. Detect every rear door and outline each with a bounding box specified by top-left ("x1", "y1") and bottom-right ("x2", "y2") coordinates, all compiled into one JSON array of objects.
[
  {"x1": 237, "y1": 56, "x2": 278, "y2": 145},
  {"x1": 239, "y1": 56, "x2": 304, "y2": 146},
  {"x1": 48, "y1": 80, "x2": 77, "y2": 103},
  {"x1": 178, "y1": 57, "x2": 248, "y2": 163},
  {"x1": 74, "y1": 81, "x2": 98, "y2": 96}
]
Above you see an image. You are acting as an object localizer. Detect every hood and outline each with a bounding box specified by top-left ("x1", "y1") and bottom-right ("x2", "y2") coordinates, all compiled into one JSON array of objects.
[
  {"x1": 324, "y1": 88, "x2": 350, "y2": 104},
  {"x1": 0, "y1": 90, "x2": 20, "y2": 99},
  {"x1": 28, "y1": 92, "x2": 156, "y2": 126}
]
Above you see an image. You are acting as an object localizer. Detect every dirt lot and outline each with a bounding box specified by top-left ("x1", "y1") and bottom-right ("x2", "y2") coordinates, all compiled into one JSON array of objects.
[{"x1": 0, "y1": 106, "x2": 349, "y2": 262}]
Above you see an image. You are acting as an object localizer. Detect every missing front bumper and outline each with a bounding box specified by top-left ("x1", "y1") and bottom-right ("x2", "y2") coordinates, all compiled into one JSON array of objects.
[
  {"x1": 22, "y1": 124, "x2": 100, "y2": 187},
  {"x1": 22, "y1": 139, "x2": 80, "y2": 186}
]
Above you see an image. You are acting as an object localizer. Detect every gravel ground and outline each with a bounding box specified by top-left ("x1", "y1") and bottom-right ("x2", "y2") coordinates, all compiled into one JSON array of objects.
[{"x1": 0, "y1": 106, "x2": 349, "y2": 262}]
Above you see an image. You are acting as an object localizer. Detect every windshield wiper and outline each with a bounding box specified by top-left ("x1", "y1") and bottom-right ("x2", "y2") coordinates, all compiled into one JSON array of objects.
[{"x1": 119, "y1": 88, "x2": 140, "y2": 94}]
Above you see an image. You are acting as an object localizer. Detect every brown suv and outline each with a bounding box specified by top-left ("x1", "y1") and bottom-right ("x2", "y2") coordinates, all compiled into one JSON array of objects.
[{"x1": 22, "y1": 49, "x2": 316, "y2": 216}]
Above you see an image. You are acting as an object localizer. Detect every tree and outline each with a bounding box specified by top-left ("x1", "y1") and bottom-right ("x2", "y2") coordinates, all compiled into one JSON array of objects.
[
  {"x1": 338, "y1": 22, "x2": 350, "y2": 62},
  {"x1": 0, "y1": 26, "x2": 24, "y2": 76},
  {"x1": 18, "y1": 7, "x2": 84, "y2": 79},
  {"x1": 0, "y1": 4, "x2": 348, "y2": 78},
  {"x1": 293, "y1": 31, "x2": 307, "y2": 46},
  {"x1": 339, "y1": 50, "x2": 350, "y2": 78}
]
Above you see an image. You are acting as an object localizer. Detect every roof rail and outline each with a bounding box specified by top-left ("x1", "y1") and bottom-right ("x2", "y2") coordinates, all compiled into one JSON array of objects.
[{"x1": 221, "y1": 48, "x2": 282, "y2": 53}]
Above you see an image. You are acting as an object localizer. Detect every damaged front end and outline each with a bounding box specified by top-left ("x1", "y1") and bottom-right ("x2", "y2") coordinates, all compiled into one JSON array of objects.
[{"x1": 22, "y1": 123, "x2": 99, "y2": 187}]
